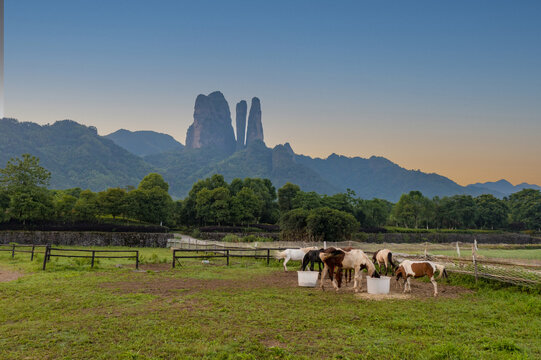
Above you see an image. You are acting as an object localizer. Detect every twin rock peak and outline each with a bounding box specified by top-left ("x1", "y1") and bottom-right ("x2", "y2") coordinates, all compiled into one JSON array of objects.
[{"x1": 185, "y1": 91, "x2": 264, "y2": 154}]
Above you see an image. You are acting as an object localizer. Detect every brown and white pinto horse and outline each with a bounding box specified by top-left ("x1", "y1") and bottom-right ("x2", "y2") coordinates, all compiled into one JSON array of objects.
[
  {"x1": 319, "y1": 248, "x2": 379, "y2": 293},
  {"x1": 395, "y1": 260, "x2": 448, "y2": 297},
  {"x1": 372, "y1": 249, "x2": 396, "y2": 276}
]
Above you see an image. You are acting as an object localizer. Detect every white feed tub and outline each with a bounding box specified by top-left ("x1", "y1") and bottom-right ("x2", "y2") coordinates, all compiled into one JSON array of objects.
[
  {"x1": 297, "y1": 271, "x2": 319, "y2": 287},
  {"x1": 366, "y1": 276, "x2": 391, "y2": 294}
]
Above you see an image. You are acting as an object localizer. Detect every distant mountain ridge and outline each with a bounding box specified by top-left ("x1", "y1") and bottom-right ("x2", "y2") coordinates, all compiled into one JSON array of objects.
[
  {"x1": 105, "y1": 129, "x2": 183, "y2": 156},
  {"x1": 1, "y1": 91, "x2": 539, "y2": 200},
  {"x1": 465, "y1": 179, "x2": 541, "y2": 198}
]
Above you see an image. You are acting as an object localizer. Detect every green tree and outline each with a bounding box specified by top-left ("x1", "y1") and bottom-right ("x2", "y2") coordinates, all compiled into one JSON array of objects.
[
  {"x1": 73, "y1": 190, "x2": 99, "y2": 221},
  {"x1": 8, "y1": 187, "x2": 53, "y2": 222},
  {"x1": 0, "y1": 154, "x2": 51, "y2": 191},
  {"x1": 138, "y1": 173, "x2": 169, "y2": 192},
  {"x1": 306, "y1": 207, "x2": 359, "y2": 242},
  {"x1": 507, "y1": 189, "x2": 541, "y2": 230},
  {"x1": 0, "y1": 154, "x2": 54, "y2": 223},
  {"x1": 0, "y1": 190, "x2": 9, "y2": 222},
  {"x1": 231, "y1": 187, "x2": 263, "y2": 225},
  {"x1": 279, "y1": 208, "x2": 310, "y2": 241},
  {"x1": 475, "y1": 194, "x2": 508, "y2": 229},
  {"x1": 392, "y1": 191, "x2": 431, "y2": 228},
  {"x1": 54, "y1": 194, "x2": 77, "y2": 221},
  {"x1": 278, "y1": 182, "x2": 301, "y2": 212},
  {"x1": 97, "y1": 188, "x2": 127, "y2": 219}
]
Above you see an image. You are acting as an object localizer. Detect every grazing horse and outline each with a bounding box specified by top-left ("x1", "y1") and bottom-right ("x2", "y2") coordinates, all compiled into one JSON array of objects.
[
  {"x1": 395, "y1": 260, "x2": 448, "y2": 297},
  {"x1": 302, "y1": 249, "x2": 325, "y2": 272},
  {"x1": 319, "y1": 248, "x2": 380, "y2": 293},
  {"x1": 275, "y1": 247, "x2": 318, "y2": 271},
  {"x1": 372, "y1": 249, "x2": 397, "y2": 276}
]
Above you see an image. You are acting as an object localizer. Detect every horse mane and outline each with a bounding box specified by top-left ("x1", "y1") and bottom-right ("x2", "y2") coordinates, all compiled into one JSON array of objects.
[{"x1": 372, "y1": 249, "x2": 381, "y2": 262}]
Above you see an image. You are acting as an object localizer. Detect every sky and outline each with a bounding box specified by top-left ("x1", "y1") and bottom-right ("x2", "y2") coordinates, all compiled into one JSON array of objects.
[{"x1": 4, "y1": 0, "x2": 541, "y2": 186}]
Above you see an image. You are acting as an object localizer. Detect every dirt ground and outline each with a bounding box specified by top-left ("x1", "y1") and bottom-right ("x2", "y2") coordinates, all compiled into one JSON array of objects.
[
  {"x1": 102, "y1": 269, "x2": 471, "y2": 299},
  {"x1": 0, "y1": 268, "x2": 23, "y2": 283}
]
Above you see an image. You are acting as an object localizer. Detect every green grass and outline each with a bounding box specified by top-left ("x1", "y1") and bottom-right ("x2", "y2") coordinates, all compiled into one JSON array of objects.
[
  {"x1": 431, "y1": 248, "x2": 541, "y2": 260},
  {"x1": 1, "y1": 247, "x2": 540, "y2": 359}
]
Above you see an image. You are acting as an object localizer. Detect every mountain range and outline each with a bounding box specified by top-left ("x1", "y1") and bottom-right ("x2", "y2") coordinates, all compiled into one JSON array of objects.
[{"x1": 1, "y1": 91, "x2": 539, "y2": 201}]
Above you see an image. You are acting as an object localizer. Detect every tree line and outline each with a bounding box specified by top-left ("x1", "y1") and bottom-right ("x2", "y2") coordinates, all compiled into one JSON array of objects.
[{"x1": 1, "y1": 154, "x2": 540, "y2": 240}]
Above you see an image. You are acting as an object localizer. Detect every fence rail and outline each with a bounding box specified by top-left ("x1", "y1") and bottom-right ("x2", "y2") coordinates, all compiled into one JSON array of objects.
[
  {"x1": 0, "y1": 243, "x2": 47, "y2": 261},
  {"x1": 42, "y1": 246, "x2": 139, "y2": 270},
  {"x1": 171, "y1": 247, "x2": 288, "y2": 268}
]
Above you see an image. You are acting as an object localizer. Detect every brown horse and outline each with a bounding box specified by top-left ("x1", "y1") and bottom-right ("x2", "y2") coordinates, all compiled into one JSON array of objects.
[
  {"x1": 319, "y1": 247, "x2": 379, "y2": 292},
  {"x1": 395, "y1": 260, "x2": 448, "y2": 297}
]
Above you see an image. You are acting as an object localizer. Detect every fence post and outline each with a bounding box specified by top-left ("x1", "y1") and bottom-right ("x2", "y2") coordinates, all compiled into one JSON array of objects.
[
  {"x1": 31, "y1": 245, "x2": 35, "y2": 261},
  {"x1": 42, "y1": 245, "x2": 50, "y2": 270},
  {"x1": 226, "y1": 250, "x2": 230, "y2": 266},
  {"x1": 456, "y1": 242, "x2": 461, "y2": 258},
  {"x1": 135, "y1": 250, "x2": 139, "y2": 270},
  {"x1": 172, "y1": 249, "x2": 176, "y2": 268},
  {"x1": 424, "y1": 242, "x2": 428, "y2": 258},
  {"x1": 472, "y1": 243, "x2": 478, "y2": 283},
  {"x1": 267, "y1": 249, "x2": 270, "y2": 265},
  {"x1": 11, "y1": 244, "x2": 15, "y2": 258},
  {"x1": 91, "y1": 251, "x2": 95, "y2": 268}
]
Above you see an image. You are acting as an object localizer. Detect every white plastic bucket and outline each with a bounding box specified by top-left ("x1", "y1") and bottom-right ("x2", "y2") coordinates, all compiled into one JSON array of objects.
[
  {"x1": 366, "y1": 276, "x2": 391, "y2": 294},
  {"x1": 297, "y1": 271, "x2": 319, "y2": 287}
]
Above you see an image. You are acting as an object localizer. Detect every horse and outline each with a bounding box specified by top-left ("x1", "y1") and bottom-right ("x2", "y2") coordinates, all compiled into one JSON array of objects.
[
  {"x1": 301, "y1": 249, "x2": 325, "y2": 272},
  {"x1": 275, "y1": 247, "x2": 318, "y2": 271},
  {"x1": 372, "y1": 249, "x2": 397, "y2": 276},
  {"x1": 395, "y1": 260, "x2": 448, "y2": 297},
  {"x1": 319, "y1": 247, "x2": 379, "y2": 293}
]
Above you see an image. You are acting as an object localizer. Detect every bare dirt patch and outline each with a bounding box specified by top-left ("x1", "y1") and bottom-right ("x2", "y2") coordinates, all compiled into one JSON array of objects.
[
  {"x1": 350, "y1": 277, "x2": 472, "y2": 300},
  {"x1": 0, "y1": 268, "x2": 23, "y2": 283},
  {"x1": 100, "y1": 270, "x2": 299, "y2": 296}
]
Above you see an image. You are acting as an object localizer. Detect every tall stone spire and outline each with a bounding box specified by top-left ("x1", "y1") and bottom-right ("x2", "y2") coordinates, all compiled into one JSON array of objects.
[
  {"x1": 185, "y1": 91, "x2": 236, "y2": 154},
  {"x1": 245, "y1": 97, "x2": 264, "y2": 146},
  {"x1": 235, "y1": 100, "x2": 247, "y2": 150}
]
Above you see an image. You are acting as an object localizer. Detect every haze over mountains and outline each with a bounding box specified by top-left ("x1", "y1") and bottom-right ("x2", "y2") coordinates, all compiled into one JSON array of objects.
[{"x1": 1, "y1": 91, "x2": 539, "y2": 201}]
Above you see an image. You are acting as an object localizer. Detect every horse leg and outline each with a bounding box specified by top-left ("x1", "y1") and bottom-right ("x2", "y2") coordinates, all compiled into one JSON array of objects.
[
  {"x1": 353, "y1": 268, "x2": 360, "y2": 293},
  {"x1": 320, "y1": 264, "x2": 328, "y2": 290},
  {"x1": 431, "y1": 275, "x2": 438, "y2": 297},
  {"x1": 283, "y1": 256, "x2": 289, "y2": 272},
  {"x1": 310, "y1": 259, "x2": 314, "y2": 271}
]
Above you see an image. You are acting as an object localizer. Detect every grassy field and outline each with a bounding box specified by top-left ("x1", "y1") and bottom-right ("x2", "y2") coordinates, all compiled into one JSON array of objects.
[{"x1": 1, "y1": 246, "x2": 540, "y2": 359}]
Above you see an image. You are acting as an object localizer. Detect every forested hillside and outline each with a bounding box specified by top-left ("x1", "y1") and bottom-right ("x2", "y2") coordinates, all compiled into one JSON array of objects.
[
  {"x1": 0, "y1": 119, "x2": 153, "y2": 191},
  {"x1": 105, "y1": 129, "x2": 184, "y2": 156}
]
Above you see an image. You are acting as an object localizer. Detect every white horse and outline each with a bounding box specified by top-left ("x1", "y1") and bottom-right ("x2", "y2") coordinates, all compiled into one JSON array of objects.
[{"x1": 275, "y1": 247, "x2": 318, "y2": 271}]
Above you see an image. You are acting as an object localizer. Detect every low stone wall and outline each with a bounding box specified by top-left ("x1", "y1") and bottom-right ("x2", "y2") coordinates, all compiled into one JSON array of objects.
[{"x1": 0, "y1": 231, "x2": 173, "y2": 247}]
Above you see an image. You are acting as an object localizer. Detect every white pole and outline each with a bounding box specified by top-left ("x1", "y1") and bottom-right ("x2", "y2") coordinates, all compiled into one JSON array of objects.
[
  {"x1": 456, "y1": 242, "x2": 461, "y2": 257},
  {"x1": 0, "y1": 0, "x2": 4, "y2": 118}
]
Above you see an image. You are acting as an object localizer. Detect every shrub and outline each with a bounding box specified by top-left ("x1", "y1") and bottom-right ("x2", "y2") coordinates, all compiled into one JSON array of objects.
[{"x1": 222, "y1": 234, "x2": 240, "y2": 242}]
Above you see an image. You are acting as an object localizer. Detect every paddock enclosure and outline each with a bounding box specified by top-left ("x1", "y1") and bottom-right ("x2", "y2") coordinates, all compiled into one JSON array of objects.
[{"x1": 1, "y1": 235, "x2": 540, "y2": 359}]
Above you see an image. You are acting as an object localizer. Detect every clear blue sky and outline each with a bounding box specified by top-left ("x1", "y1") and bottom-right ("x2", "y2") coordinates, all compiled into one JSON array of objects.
[{"x1": 5, "y1": 0, "x2": 541, "y2": 185}]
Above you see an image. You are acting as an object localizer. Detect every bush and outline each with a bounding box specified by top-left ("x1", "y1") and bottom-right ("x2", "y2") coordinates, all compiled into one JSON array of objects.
[{"x1": 222, "y1": 234, "x2": 240, "y2": 242}]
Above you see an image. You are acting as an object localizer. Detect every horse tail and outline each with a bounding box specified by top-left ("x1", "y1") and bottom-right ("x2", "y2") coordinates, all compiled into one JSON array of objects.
[
  {"x1": 388, "y1": 252, "x2": 396, "y2": 269},
  {"x1": 442, "y1": 268, "x2": 448, "y2": 279},
  {"x1": 274, "y1": 250, "x2": 287, "y2": 260}
]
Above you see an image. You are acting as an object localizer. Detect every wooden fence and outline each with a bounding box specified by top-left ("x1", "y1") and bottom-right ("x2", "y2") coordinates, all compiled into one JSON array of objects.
[
  {"x1": 0, "y1": 243, "x2": 47, "y2": 261},
  {"x1": 172, "y1": 247, "x2": 284, "y2": 268},
  {"x1": 41, "y1": 246, "x2": 139, "y2": 270}
]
